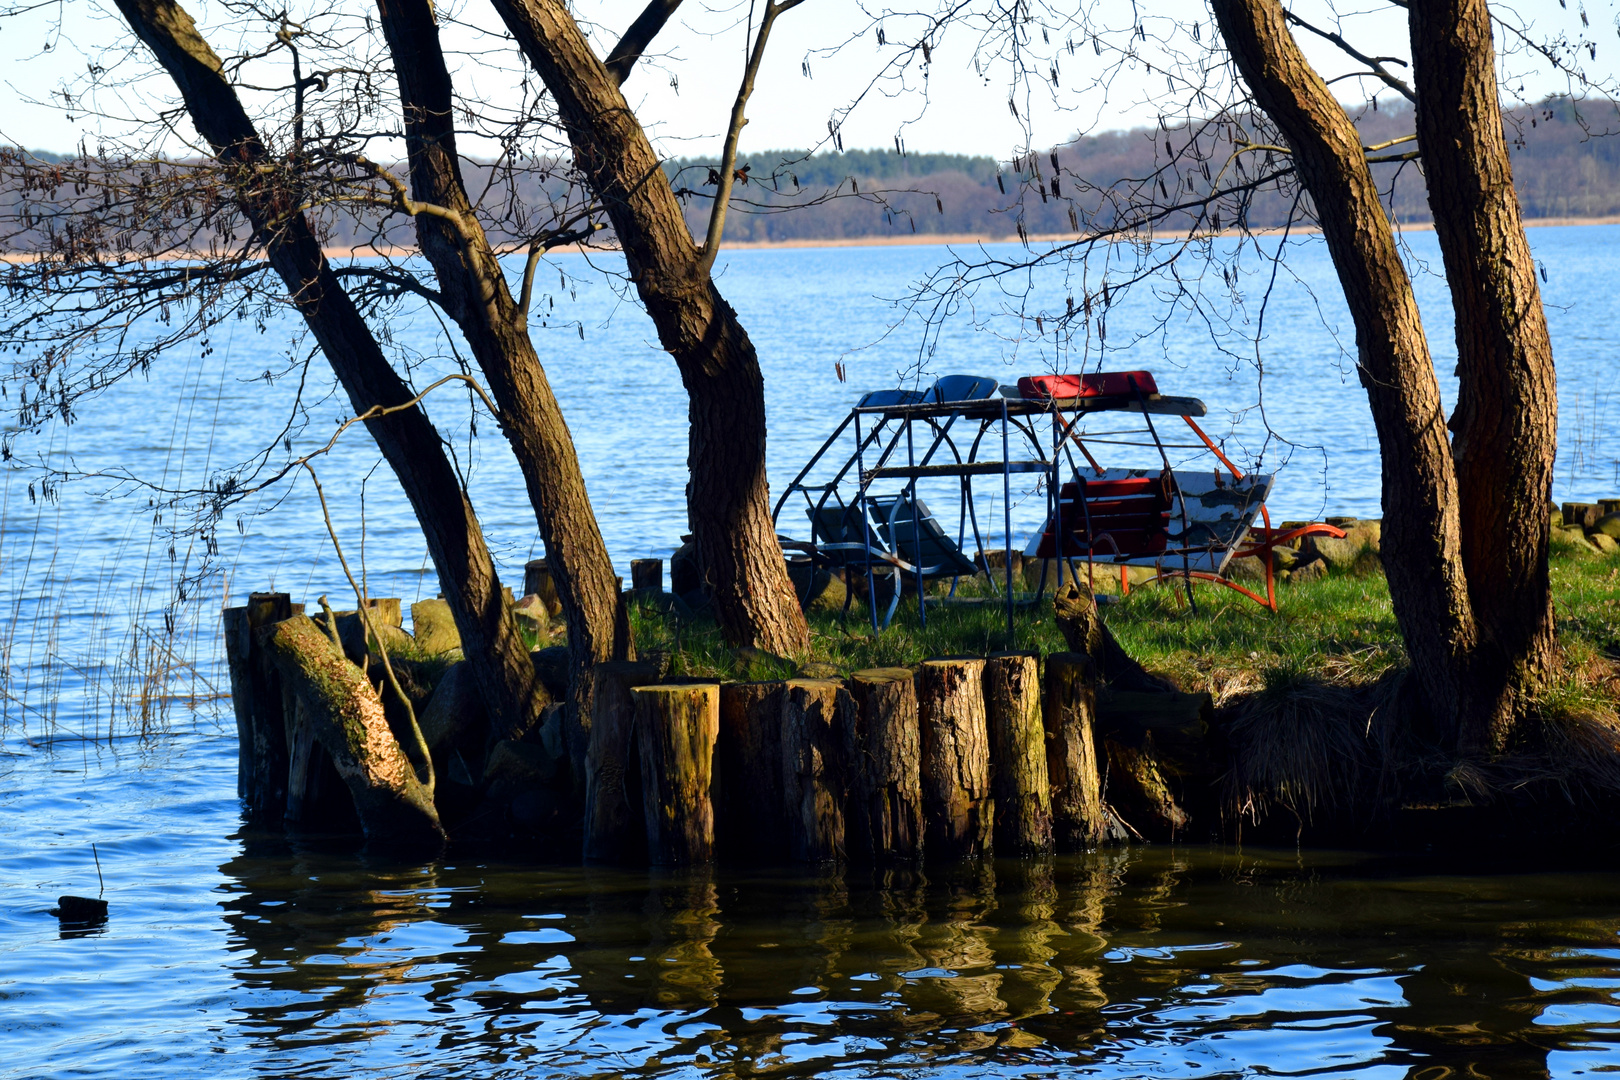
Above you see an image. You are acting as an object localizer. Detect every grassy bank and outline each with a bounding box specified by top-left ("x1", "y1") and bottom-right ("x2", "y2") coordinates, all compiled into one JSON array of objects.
[{"x1": 628, "y1": 534, "x2": 1620, "y2": 712}]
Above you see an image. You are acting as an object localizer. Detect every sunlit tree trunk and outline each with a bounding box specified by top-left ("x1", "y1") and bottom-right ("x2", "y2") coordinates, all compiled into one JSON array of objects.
[
  {"x1": 1211, "y1": 0, "x2": 1477, "y2": 738},
  {"x1": 1409, "y1": 0, "x2": 1559, "y2": 753},
  {"x1": 112, "y1": 0, "x2": 549, "y2": 739},
  {"x1": 376, "y1": 0, "x2": 625, "y2": 701},
  {"x1": 489, "y1": 0, "x2": 812, "y2": 656}
]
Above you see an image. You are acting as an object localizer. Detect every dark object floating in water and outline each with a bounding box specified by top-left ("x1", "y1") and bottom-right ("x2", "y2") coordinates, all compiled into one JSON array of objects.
[{"x1": 52, "y1": 895, "x2": 108, "y2": 925}]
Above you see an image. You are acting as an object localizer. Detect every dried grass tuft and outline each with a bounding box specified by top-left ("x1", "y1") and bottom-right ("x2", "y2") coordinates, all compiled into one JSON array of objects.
[{"x1": 1220, "y1": 652, "x2": 1406, "y2": 823}]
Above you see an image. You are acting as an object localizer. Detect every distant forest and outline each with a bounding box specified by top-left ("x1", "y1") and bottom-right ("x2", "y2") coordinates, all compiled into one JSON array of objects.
[
  {"x1": 664, "y1": 97, "x2": 1620, "y2": 243},
  {"x1": 8, "y1": 96, "x2": 1620, "y2": 251}
]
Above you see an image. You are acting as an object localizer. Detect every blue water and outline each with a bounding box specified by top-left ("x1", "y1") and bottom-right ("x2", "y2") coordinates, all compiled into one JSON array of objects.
[{"x1": 4, "y1": 229, "x2": 1620, "y2": 1077}]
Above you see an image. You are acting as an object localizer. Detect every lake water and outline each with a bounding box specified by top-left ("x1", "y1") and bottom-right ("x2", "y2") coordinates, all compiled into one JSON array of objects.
[{"x1": 5, "y1": 229, "x2": 1620, "y2": 1076}]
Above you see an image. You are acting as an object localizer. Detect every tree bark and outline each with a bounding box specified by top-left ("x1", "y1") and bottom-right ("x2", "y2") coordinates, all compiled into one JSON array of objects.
[
  {"x1": 375, "y1": 0, "x2": 625, "y2": 707},
  {"x1": 781, "y1": 678, "x2": 848, "y2": 863},
  {"x1": 635, "y1": 683, "x2": 720, "y2": 866},
  {"x1": 113, "y1": 0, "x2": 546, "y2": 745},
  {"x1": 258, "y1": 615, "x2": 443, "y2": 851},
  {"x1": 845, "y1": 668, "x2": 925, "y2": 863},
  {"x1": 984, "y1": 653, "x2": 1054, "y2": 857},
  {"x1": 488, "y1": 0, "x2": 812, "y2": 656},
  {"x1": 1043, "y1": 653, "x2": 1108, "y2": 850},
  {"x1": 916, "y1": 658, "x2": 994, "y2": 859},
  {"x1": 1408, "y1": 0, "x2": 1559, "y2": 752},
  {"x1": 1211, "y1": 0, "x2": 1477, "y2": 737}
]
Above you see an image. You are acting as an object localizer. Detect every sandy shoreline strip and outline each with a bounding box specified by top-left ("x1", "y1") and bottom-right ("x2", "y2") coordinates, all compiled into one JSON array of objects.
[{"x1": 7, "y1": 215, "x2": 1619, "y2": 264}]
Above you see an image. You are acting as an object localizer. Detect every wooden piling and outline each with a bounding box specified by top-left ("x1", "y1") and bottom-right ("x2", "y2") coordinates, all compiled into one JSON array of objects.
[
  {"x1": 584, "y1": 659, "x2": 662, "y2": 863},
  {"x1": 984, "y1": 652, "x2": 1054, "y2": 856},
  {"x1": 845, "y1": 668, "x2": 924, "y2": 863},
  {"x1": 635, "y1": 683, "x2": 720, "y2": 866},
  {"x1": 1042, "y1": 652, "x2": 1107, "y2": 850},
  {"x1": 224, "y1": 591, "x2": 297, "y2": 819},
  {"x1": 916, "y1": 658, "x2": 993, "y2": 859},
  {"x1": 717, "y1": 681, "x2": 788, "y2": 859},
  {"x1": 631, "y1": 558, "x2": 664, "y2": 591},
  {"x1": 781, "y1": 679, "x2": 849, "y2": 863}
]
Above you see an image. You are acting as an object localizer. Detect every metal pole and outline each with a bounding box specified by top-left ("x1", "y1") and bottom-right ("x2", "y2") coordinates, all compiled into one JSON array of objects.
[
  {"x1": 1001, "y1": 397, "x2": 1014, "y2": 642},
  {"x1": 906, "y1": 416, "x2": 925, "y2": 627},
  {"x1": 855, "y1": 410, "x2": 880, "y2": 634}
]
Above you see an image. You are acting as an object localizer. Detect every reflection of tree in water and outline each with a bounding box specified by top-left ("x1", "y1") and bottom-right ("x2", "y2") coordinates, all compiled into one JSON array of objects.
[{"x1": 215, "y1": 843, "x2": 1620, "y2": 1077}]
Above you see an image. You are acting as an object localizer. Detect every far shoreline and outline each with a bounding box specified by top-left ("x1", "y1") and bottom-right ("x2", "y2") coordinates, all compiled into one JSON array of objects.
[{"x1": 7, "y1": 215, "x2": 1619, "y2": 265}]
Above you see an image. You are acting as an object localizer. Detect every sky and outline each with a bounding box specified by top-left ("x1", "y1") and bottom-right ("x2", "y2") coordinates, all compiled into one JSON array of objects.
[{"x1": 0, "y1": 0, "x2": 1612, "y2": 163}]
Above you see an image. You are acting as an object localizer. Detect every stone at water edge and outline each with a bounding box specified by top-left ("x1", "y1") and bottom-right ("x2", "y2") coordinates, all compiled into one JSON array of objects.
[
  {"x1": 417, "y1": 660, "x2": 486, "y2": 755},
  {"x1": 410, "y1": 598, "x2": 462, "y2": 655},
  {"x1": 797, "y1": 660, "x2": 842, "y2": 680},
  {"x1": 1561, "y1": 525, "x2": 1600, "y2": 553},
  {"x1": 1594, "y1": 513, "x2": 1620, "y2": 539},
  {"x1": 1288, "y1": 558, "x2": 1328, "y2": 584},
  {"x1": 512, "y1": 593, "x2": 551, "y2": 644},
  {"x1": 805, "y1": 569, "x2": 847, "y2": 613},
  {"x1": 1594, "y1": 533, "x2": 1620, "y2": 553}
]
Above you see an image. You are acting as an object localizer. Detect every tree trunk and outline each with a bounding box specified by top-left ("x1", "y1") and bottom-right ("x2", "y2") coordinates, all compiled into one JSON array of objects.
[
  {"x1": 258, "y1": 616, "x2": 443, "y2": 851},
  {"x1": 635, "y1": 684, "x2": 720, "y2": 866},
  {"x1": 377, "y1": 0, "x2": 625, "y2": 710},
  {"x1": 488, "y1": 0, "x2": 811, "y2": 656},
  {"x1": 845, "y1": 668, "x2": 924, "y2": 863},
  {"x1": 1043, "y1": 653, "x2": 1108, "y2": 850},
  {"x1": 1408, "y1": 0, "x2": 1559, "y2": 753},
  {"x1": 1211, "y1": 0, "x2": 1478, "y2": 738},
  {"x1": 716, "y1": 680, "x2": 788, "y2": 859},
  {"x1": 984, "y1": 653, "x2": 1054, "y2": 856},
  {"x1": 113, "y1": 0, "x2": 547, "y2": 745},
  {"x1": 781, "y1": 678, "x2": 848, "y2": 863},
  {"x1": 915, "y1": 658, "x2": 994, "y2": 859}
]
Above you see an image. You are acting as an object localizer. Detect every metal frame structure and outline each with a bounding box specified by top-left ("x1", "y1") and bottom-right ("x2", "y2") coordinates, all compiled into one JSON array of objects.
[{"x1": 773, "y1": 376, "x2": 1216, "y2": 637}]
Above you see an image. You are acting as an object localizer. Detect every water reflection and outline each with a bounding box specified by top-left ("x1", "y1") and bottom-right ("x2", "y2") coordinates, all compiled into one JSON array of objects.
[{"x1": 210, "y1": 845, "x2": 1620, "y2": 1078}]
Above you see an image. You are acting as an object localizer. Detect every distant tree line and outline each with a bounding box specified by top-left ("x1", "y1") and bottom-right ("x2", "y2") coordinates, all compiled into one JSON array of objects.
[{"x1": 7, "y1": 96, "x2": 1619, "y2": 252}]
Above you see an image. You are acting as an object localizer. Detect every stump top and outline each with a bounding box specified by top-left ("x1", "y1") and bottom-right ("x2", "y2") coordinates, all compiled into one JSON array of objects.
[
  {"x1": 850, "y1": 667, "x2": 915, "y2": 685},
  {"x1": 632, "y1": 682, "x2": 720, "y2": 696}
]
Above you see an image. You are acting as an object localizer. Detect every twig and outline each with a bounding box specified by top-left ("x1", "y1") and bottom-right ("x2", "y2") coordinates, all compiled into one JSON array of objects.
[{"x1": 301, "y1": 462, "x2": 434, "y2": 791}]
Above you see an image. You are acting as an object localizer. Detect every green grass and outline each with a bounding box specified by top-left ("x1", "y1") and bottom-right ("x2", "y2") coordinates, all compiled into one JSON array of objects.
[{"x1": 625, "y1": 544, "x2": 1620, "y2": 693}]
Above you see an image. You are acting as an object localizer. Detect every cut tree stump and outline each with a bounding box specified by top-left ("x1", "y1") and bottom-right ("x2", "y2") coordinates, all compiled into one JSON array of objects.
[
  {"x1": 781, "y1": 679, "x2": 849, "y2": 863},
  {"x1": 845, "y1": 668, "x2": 924, "y2": 863},
  {"x1": 1043, "y1": 653, "x2": 1107, "y2": 849},
  {"x1": 635, "y1": 683, "x2": 720, "y2": 866},
  {"x1": 631, "y1": 558, "x2": 664, "y2": 591},
  {"x1": 984, "y1": 652, "x2": 1054, "y2": 856},
  {"x1": 717, "y1": 681, "x2": 788, "y2": 859},
  {"x1": 916, "y1": 658, "x2": 993, "y2": 859},
  {"x1": 584, "y1": 660, "x2": 662, "y2": 863},
  {"x1": 257, "y1": 615, "x2": 443, "y2": 851}
]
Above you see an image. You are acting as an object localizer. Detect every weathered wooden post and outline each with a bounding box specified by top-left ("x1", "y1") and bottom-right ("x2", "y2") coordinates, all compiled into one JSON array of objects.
[
  {"x1": 916, "y1": 657, "x2": 993, "y2": 859},
  {"x1": 845, "y1": 668, "x2": 924, "y2": 863},
  {"x1": 1042, "y1": 652, "x2": 1108, "y2": 849},
  {"x1": 985, "y1": 652, "x2": 1054, "y2": 856},
  {"x1": 781, "y1": 678, "x2": 849, "y2": 863},
  {"x1": 717, "y1": 681, "x2": 788, "y2": 859},
  {"x1": 223, "y1": 591, "x2": 298, "y2": 819},
  {"x1": 524, "y1": 558, "x2": 561, "y2": 615},
  {"x1": 584, "y1": 659, "x2": 662, "y2": 862},
  {"x1": 631, "y1": 558, "x2": 664, "y2": 591},
  {"x1": 636, "y1": 683, "x2": 720, "y2": 866}
]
